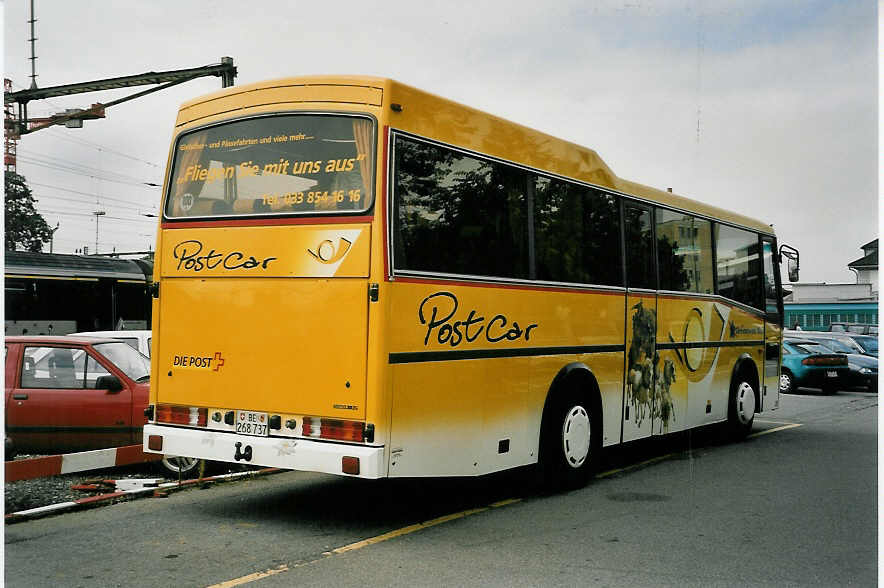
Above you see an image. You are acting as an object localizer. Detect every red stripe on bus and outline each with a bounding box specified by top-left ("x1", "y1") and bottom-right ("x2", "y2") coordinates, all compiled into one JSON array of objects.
[
  {"x1": 161, "y1": 215, "x2": 374, "y2": 229},
  {"x1": 382, "y1": 125, "x2": 391, "y2": 280}
]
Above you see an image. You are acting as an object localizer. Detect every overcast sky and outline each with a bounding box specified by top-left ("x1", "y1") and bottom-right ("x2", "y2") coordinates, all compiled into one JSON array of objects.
[{"x1": 3, "y1": 0, "x2": 878, "y2": 284}]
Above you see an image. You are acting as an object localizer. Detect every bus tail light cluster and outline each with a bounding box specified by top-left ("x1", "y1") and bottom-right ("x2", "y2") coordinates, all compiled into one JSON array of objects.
[
  {"x1": 302, "y1": 417, "x2": 369, "y2": 442},
  {"x1": 155, "y1": 404, "x2": 374, "y2": 444},
  {"x1": 801, "y1": 356, "x2": 847, "y2": 366},
  {"x1": 156, "y1": 404, "x2": 208, "y2": 427}
]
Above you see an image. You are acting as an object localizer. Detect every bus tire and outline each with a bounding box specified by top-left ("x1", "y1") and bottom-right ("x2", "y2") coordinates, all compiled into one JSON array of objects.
[
  {"x1": 539, "y1": 391, "x2": 599, "y2": 490},
  {"x1": 727, "y1": 376, "x2": 756, "y2": 439},
  {"x1": 158, "y1": 455, "x2": 205, "y2": 478}
]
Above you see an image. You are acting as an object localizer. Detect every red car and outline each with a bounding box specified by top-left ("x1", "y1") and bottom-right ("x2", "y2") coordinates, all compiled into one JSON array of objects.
[
  {"x1": 5, "y1": 336, "x2": 151, "y2": 457},
  {"x1": 5, "y1": 336, "x2": 203, "y2": 476}
]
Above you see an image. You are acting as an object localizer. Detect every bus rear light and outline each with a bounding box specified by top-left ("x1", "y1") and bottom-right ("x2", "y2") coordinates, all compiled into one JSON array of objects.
[
  {"x1": 302, "y1": 417, "x2": 366, "y2": 442},
  {"x1": 148, "y1": 435, "x2": 163, "y2": 451},
  {"x1": 156, "y1": 404, "x2": 208, "y2": 427}
]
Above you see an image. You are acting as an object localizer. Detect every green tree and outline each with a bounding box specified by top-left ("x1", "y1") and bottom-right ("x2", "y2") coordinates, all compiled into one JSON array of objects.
[{"x1": 5, "y1": 171, "x2": 53, "y2": 252}]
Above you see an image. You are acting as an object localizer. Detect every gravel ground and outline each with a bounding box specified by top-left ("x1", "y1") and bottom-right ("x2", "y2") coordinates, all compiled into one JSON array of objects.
[
  {"x1": 4, "y1": 459, "x2": 174, "y2": 513},
  {"x1": 4, "y1": 457, "x2": 245, "y2": 514}
]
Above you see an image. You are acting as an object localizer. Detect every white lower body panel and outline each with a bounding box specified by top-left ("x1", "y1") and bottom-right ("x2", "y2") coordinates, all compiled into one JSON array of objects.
[{"x1": 143, "y1": 424, "x2": 386, "y2": 479}]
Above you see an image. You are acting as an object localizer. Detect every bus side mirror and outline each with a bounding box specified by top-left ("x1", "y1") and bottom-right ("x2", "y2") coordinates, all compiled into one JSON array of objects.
[
  {"x1": 779, "y1": 244, "x2": 799, "y2": 282},
  {"x1": 787, "y1": 259, "x2": 799, "y2": 282}
]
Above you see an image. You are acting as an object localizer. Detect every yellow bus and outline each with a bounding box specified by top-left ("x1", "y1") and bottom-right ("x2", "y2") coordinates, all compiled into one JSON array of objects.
[{"x1": 143, "y1": 76, "x2": 795, "y2": 486}]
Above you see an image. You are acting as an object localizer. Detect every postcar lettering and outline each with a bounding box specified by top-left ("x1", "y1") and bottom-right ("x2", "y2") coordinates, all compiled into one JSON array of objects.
[
  {"x1": 418, "y1": 291, "x2": 538, "y2": 347},
  {"x1": 173, "y1": 240, "x2": 276, "y2": 272}
]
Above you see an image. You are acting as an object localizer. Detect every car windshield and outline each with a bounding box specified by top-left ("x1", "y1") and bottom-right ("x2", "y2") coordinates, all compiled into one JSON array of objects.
[
  {"x1": 789, "y1": 342, "x2": 828, "y2": 355},
  {"x1": 853, "y1": 336, "x2": 878, "y2": 354},
  {"x1": 93, "y1": 342, "x2": 150, "y2": 382},
  {"x1": 815, "y1": 339, "x2": 854, "y2": 354}
]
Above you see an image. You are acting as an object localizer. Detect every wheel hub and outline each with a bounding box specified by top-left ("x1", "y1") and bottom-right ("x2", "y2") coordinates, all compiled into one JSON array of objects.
[
  {"x1": 561, "y1": 405, "x2": 590, "y2": 468},
  {"x1": 779, "y1": 374, "x2": 791, "y2": 392},
  {"x1": 736, "y1": 382, "x2": 756, "y2": 424},
  {"x1": 162, "y1": 455, "x2": 200, "y2": 474}
]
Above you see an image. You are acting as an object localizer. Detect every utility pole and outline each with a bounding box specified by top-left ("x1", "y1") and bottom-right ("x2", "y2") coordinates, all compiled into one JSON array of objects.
[
  {"x1": 28, "y1": 0, "x2": 37, "y2": 90},
  {"x1": 49, "y1": 221, "x2": 59, "y2": 253},
  {"x1": 92, "y1": 211, "x2": 105, "y2": 254}
]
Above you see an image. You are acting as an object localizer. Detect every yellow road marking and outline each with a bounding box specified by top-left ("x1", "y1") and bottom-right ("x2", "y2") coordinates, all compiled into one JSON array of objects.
[
  {"x1": 208, "y1": 564, "x2": 289, "y2": 588},
  {"x1": 597, "y1": 453, "x2": 677, "y2": 478},
  {"x1": 748, "y1": 423, "x2": 802, "y2": 438},
  {"x1": 331, "y1": 505, "x2": 490, "y2": 554},
  {"x1": 207, "y1": 499, "x2": 522, "y2": 587},
  {"x1": 489, "y1": 498, "x2": 522, "y2": 508}
]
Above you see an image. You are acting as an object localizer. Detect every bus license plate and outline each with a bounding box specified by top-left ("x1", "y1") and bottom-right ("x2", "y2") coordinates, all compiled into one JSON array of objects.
[
  {"x1": 826, "y1": 371, "x2": 838, "y2": 378},
  {"x1": 235, "y1": 410, "x2": 269, "y2": 436}
]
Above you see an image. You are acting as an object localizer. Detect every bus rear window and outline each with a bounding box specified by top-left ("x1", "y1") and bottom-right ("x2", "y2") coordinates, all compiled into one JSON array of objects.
[{"x1": 165, "y1": 114, "x2": 375, "y2": 219}]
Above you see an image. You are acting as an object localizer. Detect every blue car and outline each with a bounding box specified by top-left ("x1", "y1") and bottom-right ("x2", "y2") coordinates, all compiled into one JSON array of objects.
[{"x1": 780, "y1": 338, "x2": 849, "y2": 394}]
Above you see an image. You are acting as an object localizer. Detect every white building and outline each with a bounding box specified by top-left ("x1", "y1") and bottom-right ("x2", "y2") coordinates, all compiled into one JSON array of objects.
[
  {"x1": 783, "y1": 239, "x2": 878, "y2": 330},
  {"x1": 848, "y1": 239, "x2": 878, "y2": 296}
]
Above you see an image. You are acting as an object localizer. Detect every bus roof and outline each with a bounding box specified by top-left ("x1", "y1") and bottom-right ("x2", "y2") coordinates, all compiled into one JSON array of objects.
[{"x1": 175, "y1": 75, "x2": 774, "y2": 235}]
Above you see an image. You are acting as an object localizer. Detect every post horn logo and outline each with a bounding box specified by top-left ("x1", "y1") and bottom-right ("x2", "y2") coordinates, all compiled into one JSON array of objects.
[{"x1": 307, "y1": 237, "x2": 352, "y2": 264}]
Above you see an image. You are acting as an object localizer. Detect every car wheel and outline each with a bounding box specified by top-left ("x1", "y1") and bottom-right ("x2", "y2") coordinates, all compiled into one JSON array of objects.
[
  {"x1": 158, "y1": 455, "x2": 205, "y2": 478},
  {"x1": 538, "y1": 392, "x2": 598, "y2": 490},
  {"x1": 728, "y1": 378, "x2": 756, "y2": 439},
  {"x1": 779, "y1": 371, "x2": 794, "y2": 394}
]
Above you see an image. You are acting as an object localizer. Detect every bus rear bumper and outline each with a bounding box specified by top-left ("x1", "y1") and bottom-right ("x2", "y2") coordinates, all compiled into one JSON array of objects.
[{"x1": 143, "y1": 424, "x2": 386, "y2": 479}]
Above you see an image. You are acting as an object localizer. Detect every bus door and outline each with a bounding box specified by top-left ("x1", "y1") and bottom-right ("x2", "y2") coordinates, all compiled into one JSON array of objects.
[
  {"x1": 621, "y1": 203, "x2": 657, "y2": 442},
  {"x1": 761, "y1": 238, "x2": 782, "y2": 411},
  {"x1": 623, "y1": 291, "x2": 658, "y2": 441}
]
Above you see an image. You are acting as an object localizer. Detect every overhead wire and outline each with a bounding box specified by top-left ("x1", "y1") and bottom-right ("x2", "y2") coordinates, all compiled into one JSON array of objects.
[
  {"x1": 7, "y1": 80, "x2": 160, "y2": 253},
  {"x1": 17, "y1": 150, "x2": 160, "y2": 185},
  {"x1": 44, "y1": 130, "x2": 162, "y2": 169},
  {"x1": 17, "y1": 155, "x2": 161, "y2": 188},
  {"x1": 30, "y1": 183, "x2": 159, "y2": 211}
]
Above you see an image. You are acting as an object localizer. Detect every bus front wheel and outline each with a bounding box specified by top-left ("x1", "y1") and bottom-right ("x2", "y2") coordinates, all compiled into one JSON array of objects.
[
  {"x1": 539, "y1": 392, "x2": 599, "y2": 489},
  {"x1": 727, "y1": 377, "x2": 756, "y2": 439}
]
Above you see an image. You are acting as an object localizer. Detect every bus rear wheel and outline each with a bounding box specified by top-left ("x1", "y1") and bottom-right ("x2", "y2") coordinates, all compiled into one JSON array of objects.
[
  {"x1": 158, "y1": 455, "x2": 205, "y2": 478},
  {"x1": 539, "y1": 393, "x2": 598, "y2": 490}
]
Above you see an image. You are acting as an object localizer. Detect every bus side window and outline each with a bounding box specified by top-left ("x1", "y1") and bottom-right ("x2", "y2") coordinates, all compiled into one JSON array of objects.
[
  {"x1": 762, "y1": 240, "x2": 781, "y2": 324},
  {"x1": 624, "y1": 204, "x2": 656, "y2": 289}
]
